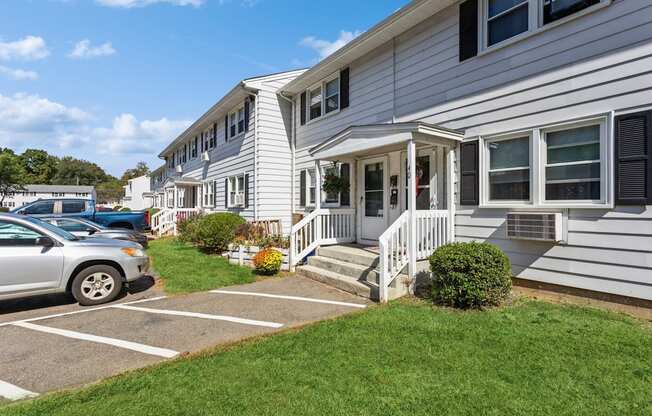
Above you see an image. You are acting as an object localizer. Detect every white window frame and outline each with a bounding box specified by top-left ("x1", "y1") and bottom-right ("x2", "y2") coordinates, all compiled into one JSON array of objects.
[
  {"x1": 191, "y1": 138, "x2": 198, "y2": 159},
  {"x1": 305, "y1": 72, "x2": 340, "y2": 124},
  {"x1": 479, "y1": 0, "x2": 611, "y2": 54},
  {"x1": 301, "y1": 168, "x2": 317, "y2": 207},
  {"x1": 237, "y1": 108, "x2": 245, "y2": 134},
  {"x1": 229, "y1": 107, "x2": 244, "y2": 139},
  {"x1": 202, "y1": 180, "x2": 214, "y2": 208},
  {"x1": 479, "y1": 115, "x2": 612, "y2": 209},
  {"x1": 484, "y1": 132, "x2": 534, "y2": 206},
  {"x1": 227, "y1": 174, "x2": 245, "y2": 208},
  {"x1": 321, "y1": 163, "x2": 343, "y2": 207}
]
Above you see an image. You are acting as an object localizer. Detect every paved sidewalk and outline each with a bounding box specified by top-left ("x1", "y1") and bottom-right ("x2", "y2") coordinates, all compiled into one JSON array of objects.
[{"x1": 0, "y1": 276, "x2": 369, "y2": 402}]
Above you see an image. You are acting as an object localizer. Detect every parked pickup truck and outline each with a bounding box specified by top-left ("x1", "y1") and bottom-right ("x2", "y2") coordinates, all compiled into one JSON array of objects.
[{"x1": 11, "y1": 199, "x2": 149, "y2": 231}]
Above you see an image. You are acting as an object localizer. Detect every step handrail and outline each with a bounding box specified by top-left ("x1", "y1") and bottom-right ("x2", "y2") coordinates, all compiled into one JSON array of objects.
[{"x1": 378, "y1": 211, "x2": 410, "y2": 302}]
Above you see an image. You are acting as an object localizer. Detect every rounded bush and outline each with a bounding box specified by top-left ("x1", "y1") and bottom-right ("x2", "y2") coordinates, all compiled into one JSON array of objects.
[
  {"x1": 252, "y1": 248, "x2": 283, "y2": 275},
  {"x1": 193, "y1": 213, "x2": 245, "y2": 253},
  {"x1": 176, "y1": 214, "x2": 203, "y2": 244},
  {"x1": 429, "y1": 242, "x2": 512, "y2": 309}
]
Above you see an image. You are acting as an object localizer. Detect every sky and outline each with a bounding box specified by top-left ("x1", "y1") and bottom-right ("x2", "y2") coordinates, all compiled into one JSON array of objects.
[{"x1": 0, "y1": 0, "x2": 409, "y2": 177}]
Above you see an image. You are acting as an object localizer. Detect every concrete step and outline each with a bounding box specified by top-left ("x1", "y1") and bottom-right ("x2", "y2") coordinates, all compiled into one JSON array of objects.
[
  {"x1": 296, "y1": 265, "x2": 408, "y2": 302},
  {"x1": 318, "y1": 245, "x2": 379, "y2": 269},
  {"x1": 307, "y1": 255, "x2": 379, "y2": 284}
]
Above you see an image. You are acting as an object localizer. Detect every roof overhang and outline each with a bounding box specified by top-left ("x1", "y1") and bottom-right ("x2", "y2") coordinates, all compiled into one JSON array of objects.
[
  {"x1": 280, "y1": 0, "x2": 457, "y2": 96},
  {"x1": 163, "y1": 177, "x2": 201, "y2": 188},
  {"x1": 309, "y1": 122, "x2": 464, "y2": 160}
]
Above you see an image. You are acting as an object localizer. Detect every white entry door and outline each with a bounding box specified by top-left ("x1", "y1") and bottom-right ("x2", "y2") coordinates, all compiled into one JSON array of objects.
[{"x1": 358, "y1": 157, "x2": 388, "y2": 242}]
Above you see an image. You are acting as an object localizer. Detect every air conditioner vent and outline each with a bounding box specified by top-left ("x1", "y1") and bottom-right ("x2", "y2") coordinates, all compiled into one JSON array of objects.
[
  {"x1": 202, "y1": 151, "x2": 210, "y2": 162},
  {"x1": 506, "y1": 212, "x2": 562, "y2": 242}
]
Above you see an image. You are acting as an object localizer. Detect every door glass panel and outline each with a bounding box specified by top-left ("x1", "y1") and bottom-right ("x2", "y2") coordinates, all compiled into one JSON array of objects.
[
  {"x1": 0, "y1": 221, "x2": 41, "y2": 246},
  {"x1": 365, "y1": 162, "x2": 383, "y2": 217},
  {"x1": 24, "y1": 201, "x2": 54, "y2": 215},
  {"x1": 62, "y1": 200, "x2": 86, "y2": 214},
  {"x1": 405, "y1": 156, "x2": 431, "y2": 210}
]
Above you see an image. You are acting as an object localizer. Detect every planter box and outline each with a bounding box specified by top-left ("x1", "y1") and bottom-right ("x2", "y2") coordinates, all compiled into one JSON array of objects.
[{"x1": 224, "y1": 245, "x2": 290, "y2": 271}]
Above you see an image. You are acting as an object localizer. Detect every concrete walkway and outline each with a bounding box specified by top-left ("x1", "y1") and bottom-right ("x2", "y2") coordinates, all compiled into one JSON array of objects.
[{"x1": 0, "y1": 276, "x2": 370, "y2": 402}]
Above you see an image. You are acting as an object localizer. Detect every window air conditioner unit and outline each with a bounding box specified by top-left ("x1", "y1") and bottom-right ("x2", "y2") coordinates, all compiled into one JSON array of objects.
[
  {"x1": 506, "y1": 212, "x2": 562, "y2": 242},
  {"x1": 235, "y1": 193, "x2": 245, "y2": 207},
  {"x1": 202, "y1": 151, "x2": 210, "y2": 162},
  {"x1": 175, "y1": 165, "x2": 183, "y2": 173}
]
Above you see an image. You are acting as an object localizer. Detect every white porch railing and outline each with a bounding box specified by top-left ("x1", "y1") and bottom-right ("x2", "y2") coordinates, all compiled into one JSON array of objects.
[
  {"x1": 378, "y1": 209, "x2": 452, "y2": 302},
  {"x1": 152, "y1": 208, "x2": 201, "y2": 236},
  {"x1": 289, "y1": 208, "x2": 356, "y2": 269}
]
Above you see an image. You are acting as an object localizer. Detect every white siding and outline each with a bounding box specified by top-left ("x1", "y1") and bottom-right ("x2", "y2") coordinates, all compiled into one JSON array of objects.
[{"x1": 292, "y1": 0, "x2": 652, "y2": 299}]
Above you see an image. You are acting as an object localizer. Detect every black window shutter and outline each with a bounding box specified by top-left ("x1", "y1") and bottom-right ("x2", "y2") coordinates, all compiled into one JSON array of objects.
[
  {"x1": 615, "y1": 111, "x2": 651, "y2": 205},
  {"x1": 244, "y1": 174, "x2": 250, "y2": 209},
  {"x1": 340, "y1": 68, "x2": 350, "y2": 109},
  {"x1": 340, "y1": 163, "x2": 350, "y2": 206},
  {"x1": 224, "y1": 116, "x2": 229, "y2": 142},
  {"x1": 224, "y1": 178, "x2": 229, "y2": 208},
  {"x1": 299, "y1": 170, "x2": 306, "y2": 207},
  {"x1": 244, "y1": 100, "x2": 250, "y2": 132},
  {"x1": 300, "y1": 92, "x2": 307, "y2": 126},
  {"x1": 459, "y1": 0, "x2": 478, "y2": 62},
  {"x1": 460, "y1": 141, "x2": 479, "y2": 205}
]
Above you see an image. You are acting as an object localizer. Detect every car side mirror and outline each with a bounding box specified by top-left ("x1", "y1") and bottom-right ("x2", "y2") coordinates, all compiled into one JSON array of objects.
[{"x1": 36, "y1": 236, "x2": 55, "y2": 247}]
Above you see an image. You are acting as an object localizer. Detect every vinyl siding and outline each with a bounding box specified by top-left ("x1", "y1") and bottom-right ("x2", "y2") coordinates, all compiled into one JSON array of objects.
[{"x1": 293, "y1": 0, "x2": 652, "y2": 299}]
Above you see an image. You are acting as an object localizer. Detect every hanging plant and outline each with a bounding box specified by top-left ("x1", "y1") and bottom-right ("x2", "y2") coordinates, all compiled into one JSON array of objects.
[{"x1": 322, "y1": 162, "x2": 350, "y2": 195}]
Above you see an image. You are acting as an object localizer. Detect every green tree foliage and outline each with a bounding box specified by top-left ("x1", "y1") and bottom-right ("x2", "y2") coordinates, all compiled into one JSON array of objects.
[
  {"x1": 96, "y1": 179, "x2": 124, "y2": 204},
  {"x1": 0, "y1": 152, "x2": 27, "y2": 204},
  {"x1": 121, "y1": 161, "x2": 150, "y2": 183},
  {"x1": 19, "y1": 149, "x2": 59, "y2": 184},
  {"x1": 51, "y1": 156, "x2": 113, "y2": 186}
]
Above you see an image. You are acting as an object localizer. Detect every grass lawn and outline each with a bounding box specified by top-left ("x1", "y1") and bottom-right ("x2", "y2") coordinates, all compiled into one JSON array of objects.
[
  {"x1": 147, "y1": 238, "x2": 255, "y2": 294},
  {"x1": 4, "y1": 299, "x2": 651, "y2": 416}
]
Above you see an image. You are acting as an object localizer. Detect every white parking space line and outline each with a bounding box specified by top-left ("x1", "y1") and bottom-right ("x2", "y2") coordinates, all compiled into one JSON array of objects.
[
  {"x1": 12, "y1": 322, "x2": 178, "y2": 359},
  {"x1": 0, "y1": 380, "x2": 38, "y2": 401},
  {"x1": 112, "y1": 304, "x2": 284, "y2": 328},
  {"x1": 210, "y1": 290, "x2": 368, "y2": 309},
  {"x1": 0, "y1": 296, "x2": 167, "y2": 328}
]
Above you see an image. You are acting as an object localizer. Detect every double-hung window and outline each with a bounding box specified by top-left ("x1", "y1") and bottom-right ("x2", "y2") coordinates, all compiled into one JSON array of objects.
[
  {"x1": 481, "y1": 117, "x2": 609, "y2": 208},
  {"x1": 487, "y1": 135, "x2": 531, "y2": 201},
  {"x1": 192, "y1": 137, "x2": 198, "y2": 158},
  {"x1": 228, "y1": 174, "x2": 245, "y2": 208},
  {"x1": 229, "y1": 112, "x2": 238, "y2": 138},
  {"x1": 202, "y1": 181, "x2": 214, "y2": 207},
  {"x1": 543, "y1": 0, "x2": 601, "y2": 25},
  {"x1": 237, "y1": 108, "x2": 245, "y2": 133},
  {"x1": 306, "y1": 74, "x2": 341, "y2": 122},
  {"x1": 486, "y1": 0, "x2": 530, "y2": 47},
  {"x1": 543, "y1": 123, "x2": 602, "y2": 201}
]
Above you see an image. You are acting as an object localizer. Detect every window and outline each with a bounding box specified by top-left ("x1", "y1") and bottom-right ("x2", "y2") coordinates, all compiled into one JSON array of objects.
[
  {"x1": 237, "y1": 108, "x2": 245, "y2": 133},
  {"x1": 230, "y1": 112, "x2": 237, "y2": 138},
  {"x1": 325, "y1": 78, "x2": 340, "y2": 114},
  {"x1": 481, "y1": 117, "x2": 609, "y2": 207},
  {"x1": 228, "y1": 174, "x2": 245, "y2": 208},
  {"x1": 404, "y1": 155, "x2": 432, "y2": 209},
  {"x1": 543, "y1": 0, "x2": 600, "y2": 25},
  {"x1": 323, "y1": 165, "x2": 340, "y2": 204},
  {"x1": 52, "y1": 192, "x2": 65, "y2": 197},
  {"x1": 203, "y1": 131, "x2": 209, "y2": 152},
  {"x1": 62, "y1": 200, "x2": 87, "y2": 214},
  {"x1": 486, "y1": 0, "x2": 529, "y2": 46},
  {"x1": 544, "y1": 124, "x2": 601, "y2": 201},
  {"x1": 203, "y1": 181, "x2": 215, "y2": 207},
  {"x1": 210, "y1": 123, "x2": 217, "y2": 148},
  {"x1": 166, "y1": 190, "x2": 174, "y2": 208},
  {"x1": 0, "y1": 220, "x2": 42, "y2": 246},
  {"x1": 309, "y1": 86, "x2": 322, "y2": 121},
  {"x1": 75, "y1": 193, "x2": 88, "y2": 197},
  {"x1": 192, "y1": 137, "x2": 198, "y2": 158},
  {"x1": 56, "y1": 219, "x2": 94, "y2": 233},
  {"x1": 487, "y1": 136, "x2": 531, "y2": 201},
  {"x1": 24, "y1": 201, "x2": 54, "y2": 215},
  {"x1": 182, "y1": 144, "x2": 187, "y2": 164},
  {"x1": 479, "y1": 0, "x2": 610, "y2": 51}
]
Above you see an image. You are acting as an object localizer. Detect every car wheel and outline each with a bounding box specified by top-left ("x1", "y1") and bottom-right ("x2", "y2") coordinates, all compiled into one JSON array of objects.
[{"x1": 71, "y1": 265, "x2": 124, "y2": 306}]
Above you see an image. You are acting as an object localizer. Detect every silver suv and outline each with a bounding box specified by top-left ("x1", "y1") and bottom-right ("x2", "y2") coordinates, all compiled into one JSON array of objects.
[{"x1": 0, "y1": 213, "x2": 150, "y2": 306}]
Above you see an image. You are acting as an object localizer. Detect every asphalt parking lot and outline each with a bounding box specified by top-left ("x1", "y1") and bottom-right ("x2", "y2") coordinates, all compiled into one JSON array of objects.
[{"x1": 0, "y1": 276, "x2": 369, "y2": 403}]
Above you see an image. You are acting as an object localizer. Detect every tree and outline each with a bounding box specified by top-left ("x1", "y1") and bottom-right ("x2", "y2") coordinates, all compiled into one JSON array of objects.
[
  {"x1": 96, "y1": 179, "x2": 124, "y2": 204},
  {"x1": 0, "y1": 152, "x2": 26, "y2": 205},
  {"x1": 121, "y1": 162, "x2": 150, "y2": 183},
  {"x1": 51, "y1": 156, "x2": 113, "y2": 186},
  {"x1": 20, "y1": 149, "x2": 59, "y2": 184}
]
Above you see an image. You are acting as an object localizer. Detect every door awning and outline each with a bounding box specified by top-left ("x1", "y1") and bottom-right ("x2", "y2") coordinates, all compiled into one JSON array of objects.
[
  {"x1": 309, "y1": 122, "x2": 464, "y2": 160},
  {"x1": 163, "y1": 177, "x2": 201, "y2": 188}
]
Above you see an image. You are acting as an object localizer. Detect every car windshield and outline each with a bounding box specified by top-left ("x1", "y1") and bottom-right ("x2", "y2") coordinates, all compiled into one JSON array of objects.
[
  {"x1": 74, "y1": 218, "x2": 107, "y2": 230},
  {"x1": 24, "y1": 216, "x2": 79, "y2": 241}
]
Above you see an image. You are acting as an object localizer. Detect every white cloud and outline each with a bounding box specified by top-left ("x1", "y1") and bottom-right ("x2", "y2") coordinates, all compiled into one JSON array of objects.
[
  {"x1": 68, "y1": 40, "x2": 116, "y2": 59},
  {"x1": 96, "y1": 0, "x2": 203, "y2": 7},
  {"x1": 299, "y1": 30, "x2": 363, "y2": 61},
  {"x1": 0, "y1": 93, "x2": 89, "y2": 133},
  {"x1": 92, "y1": 114, "x2": 191, "y2": 154},
  {"x1": 0, "y1": 36, "x2": 50, "y2": 61},
  {"x1": 0, "y1": 66, "x2": 38, "y2": 81}
]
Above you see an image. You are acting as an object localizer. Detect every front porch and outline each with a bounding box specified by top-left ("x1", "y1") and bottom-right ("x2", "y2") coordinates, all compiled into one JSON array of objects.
[
  {"x1": 290, "y1": 122, "x2": 464, "y2": 302},
  {"x1": 151, "y1": 177, "x2": 203, "y2": 235}
]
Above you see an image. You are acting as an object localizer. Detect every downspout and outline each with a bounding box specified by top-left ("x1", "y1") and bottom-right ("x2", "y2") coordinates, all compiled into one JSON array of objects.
[
  {"x1": 278, "y1": 91, "x2": 296, "y2": 232},
  {"x1": 244, "y1": 87, "x2": 259, "y2": 221}
]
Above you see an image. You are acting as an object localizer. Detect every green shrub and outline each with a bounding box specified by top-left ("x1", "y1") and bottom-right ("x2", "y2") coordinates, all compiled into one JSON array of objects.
[
  {"x1": 120, "y1": 207, "x2": 131, "y2": 212},
  {"x1": 113, "y1": 205, "x2": 122, "y2": 211},
  {"x1": 429, "y1": 242, "x2": 512, "y2": 309},
  {"x1": 193, "y1": 213, "x2": 245, "y2": 253},
  {"x1": 177, "y1": 214, "x2": 203, "y2": 244},
  {"x1": 252, "y1": 248, "x2": 283, "y2": 275},
  {"x1": 0, "y1": 207, "x2": 9, "y2": 213}
]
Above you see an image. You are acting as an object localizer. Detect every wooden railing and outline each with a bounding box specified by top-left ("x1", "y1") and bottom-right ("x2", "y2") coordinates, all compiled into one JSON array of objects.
[
  {"x1": 289, "y1": 208, "x2": 356, "y2": 269},
  {"x1": 251, "y1": 219, "x2": 283, "y2": 236},
  {"x1": 378, "y1": 210, "x2": 451, "y2": 302},
  {"x1": 152, "y1": 208, "x2": 201, "y2": 236}
]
